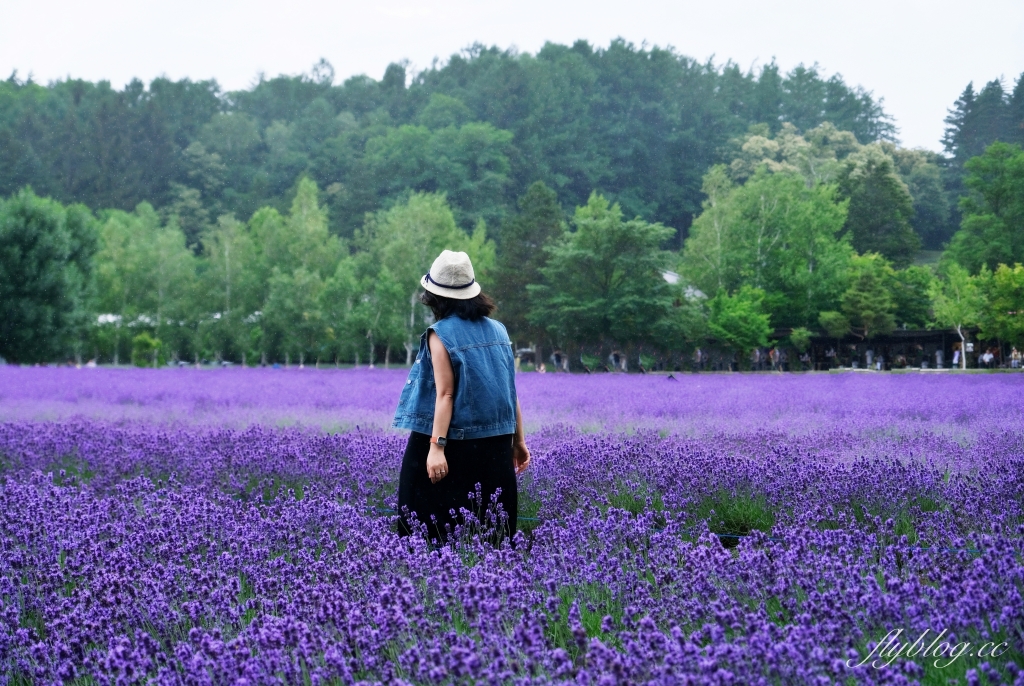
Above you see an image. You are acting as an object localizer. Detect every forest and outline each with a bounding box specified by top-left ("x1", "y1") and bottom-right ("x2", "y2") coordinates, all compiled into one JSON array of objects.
[{"x1": 1, "y1": 40, "x2": 1024, "y2": 367}]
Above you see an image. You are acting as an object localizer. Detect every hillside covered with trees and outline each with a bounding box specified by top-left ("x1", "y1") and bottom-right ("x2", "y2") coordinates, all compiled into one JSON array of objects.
[{"x1": 2, "y1": 40, "x2": 1024, "y2": 368}]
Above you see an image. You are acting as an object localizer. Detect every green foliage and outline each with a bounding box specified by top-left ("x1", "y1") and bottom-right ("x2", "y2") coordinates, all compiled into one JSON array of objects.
[
  {"x1": 889, "y1": 265, "x2": 936, "y2": 329},
  {"x1": 706, "y1": 286, "x2": 771, "y2": 356},
  {"x1": 0, "y1": 44, "x2": 896, "y2": 246},
  {"x1": 841, "y1": 254, "x2": 897, "y2": 339},
  {"x1": 839, "y1": 145, "x2": 920, "y2": 267},
  {"x1": 688, "y1": 488, "x2": 777, "y2": 543},
  {"x1": 680, "y1": 165, "x2": 852, "y2": 328},
  {"x1": 944, "y1": 77, "x2": 1024, "y2": 168},
  {"x1": 818, "y1": 311, "x2": 851, "y2": 339},
  {"x1": 491, "y1": 182, "x2": 565, "y2": 345},
  {"x1": 359, "y1": 122, "x2": 514, "y2": 230},
  {"x1": 945, "y1": 142, "x2": 1024, "y2": 273},
  {"x1": 0, "y1": 188, "x2": 97, "y2": 363},
  {"x1": 529, "y1": 193, "x2": 674, "y2": 349},
  {"x1": 262, "y1": 267, "x2": 326, "y2": 365},
  {"x1": 890, "y1": 147, "x2": 953, "y2": 249},
  {"x1": 131, "y1": 332, "x2": 163, "y2": 367},
  {"x1": 788, "y1": 327, "x2": 813, "y2": 352},
  {"x1": 12, "y1": 55, "x2": 1011, "y2": 363},
  {"x1": 198, "y1": 214, "x2": 261, "y2": 362},
  {"x1": 92, "y1": 203, "x2": 196, "y2": 363},
  {"x1": 979, "y1": 263, "x2": 1024, "y2": 347},
  {"x1": 928, "y1": 263, "x2": 985, "y2": 368},
  {"x1": 358, "y1": 192, "x2": 494, "y2": 363}
]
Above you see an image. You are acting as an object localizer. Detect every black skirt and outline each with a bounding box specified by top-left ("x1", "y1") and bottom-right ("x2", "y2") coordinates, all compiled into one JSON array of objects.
[{"x1": 397, "y1": 431, "x2": 517, "y2": 542}]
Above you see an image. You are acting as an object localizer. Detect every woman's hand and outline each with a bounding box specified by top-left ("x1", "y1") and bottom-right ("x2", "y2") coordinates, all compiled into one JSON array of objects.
[
  {"x1": 513, "y1": 440, "x2": 530, "y2": 475},
  {"x1": 426, "y1": 444, "x2": 449, "y2": 484}
]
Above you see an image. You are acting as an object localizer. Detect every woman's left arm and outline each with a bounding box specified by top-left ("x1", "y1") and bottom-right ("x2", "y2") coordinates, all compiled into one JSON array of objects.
[
  {"x1": 512, "y1": 397, "x2": 530, "y2": 474},
  {"x1": 427, "y1": 331, "x2": 454, "y2": 484}
]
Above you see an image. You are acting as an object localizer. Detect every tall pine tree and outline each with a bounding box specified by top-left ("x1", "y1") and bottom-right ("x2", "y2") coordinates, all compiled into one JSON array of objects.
[{"x1": 491, "y1": 182, "x2": 565, "y2": 354}]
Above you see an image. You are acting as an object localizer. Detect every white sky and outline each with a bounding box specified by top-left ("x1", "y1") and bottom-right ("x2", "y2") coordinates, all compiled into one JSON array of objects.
[{"x1": 2, "y1": 0, "x2": 1022, "y2": 151}]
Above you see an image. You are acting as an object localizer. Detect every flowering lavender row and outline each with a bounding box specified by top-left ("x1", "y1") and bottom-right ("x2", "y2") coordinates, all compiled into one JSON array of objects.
[
  {"x1": 3, "y1": 366, "x2": 1024, "y2": 436},
  {"x1": 1, "y1": 417, "x2": 1023, "y2": 684}
]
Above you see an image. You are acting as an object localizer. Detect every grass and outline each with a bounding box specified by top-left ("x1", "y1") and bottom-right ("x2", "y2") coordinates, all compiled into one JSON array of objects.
[
  {"x1": 43, "y1": 454, "x2": 97, "y2": 486},
  {"x1": 687, "y1": 488, "x2": 777, "y2": 547},
  {"x1": 606, "y1": 478, "x2": 665, "y2": 517},
  {"x1": 545, "y1": 583, "x2": 624, "y2": 660}
]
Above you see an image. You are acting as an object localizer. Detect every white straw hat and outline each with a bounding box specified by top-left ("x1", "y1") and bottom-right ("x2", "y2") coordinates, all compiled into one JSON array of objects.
[{"x1": 421, "y1": 250, "x2": 481, "y2": 299}]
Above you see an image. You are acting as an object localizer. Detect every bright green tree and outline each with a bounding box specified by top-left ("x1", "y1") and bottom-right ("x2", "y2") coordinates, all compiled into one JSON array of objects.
[
  {"x1": 706, "y1": 286, "x2": 771, "y2": 360},
  {"x1": 93, "y1": 203, "x2": 196, "y2": 363},
  {"x1": 889, "y1": 265, "x2": 936, "y2": 329},
  {"x1": 681, "y1": 166, "x2": 851, "y2": 327},
  {"x1": 319, "y1": 256, "x2": 362, "y2": 365},
  {"x1": 928, "y1": 263, "x2": 985, "y2": 369},
  {"x1": 0, "y1": 189, "x2": 97, "y2": 363},
  {"x1": 529, "y1": 192, "x2": 674, "y2": 355},
  {"x1": 262, "y1": 267, "x2": 325, "y2": 366},
  {"x1": 199, "y1": 214, "x2": 261, "y2": 362},
  {"x1": 346, "y1": 258, "x2": 408, "y2": 367},
  {"x1": 359, "y1": 192, "x2": 494, "y2": 364},
  {"x1": 251, "y1": 178, "x2": 343, "y2": 282},
  {"x1": 840, "y1": 253, "x2": 897, "y2": 339},
  {"x1": 945, "y1": 142, "x2": 1024, "y2": 273},
  {"x1": 979, "y1": 263, "x2": 1024, "y2": 348},
  {"x1": 818, "y1": 310, "x2": 851, "y2": 339}
]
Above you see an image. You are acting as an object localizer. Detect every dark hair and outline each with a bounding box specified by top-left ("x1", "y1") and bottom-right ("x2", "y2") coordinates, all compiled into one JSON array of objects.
[{"x1": 420, "y1": 290, "x2": 496, "y2": 321}]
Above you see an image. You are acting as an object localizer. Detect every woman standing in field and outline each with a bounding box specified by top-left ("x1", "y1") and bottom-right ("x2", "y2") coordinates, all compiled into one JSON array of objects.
[{"x1": 392, "y1": 250, "x2": 530, "y2": 543}]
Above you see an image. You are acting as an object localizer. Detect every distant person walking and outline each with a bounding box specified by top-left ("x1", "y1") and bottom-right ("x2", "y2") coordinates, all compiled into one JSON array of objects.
[{"x1": 393, "y1": 250, "x2": 530, "y2": 544}]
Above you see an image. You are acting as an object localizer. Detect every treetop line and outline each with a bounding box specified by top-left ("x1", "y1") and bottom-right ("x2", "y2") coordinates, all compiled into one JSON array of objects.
[{"x1": 1, "y1": 43, "x2": 1023, "y2": 367}]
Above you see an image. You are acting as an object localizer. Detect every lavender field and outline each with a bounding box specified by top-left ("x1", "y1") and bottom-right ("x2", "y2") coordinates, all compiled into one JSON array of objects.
[{"x1": 1, "y1": 368, "x2": 1023, "y2": 684}]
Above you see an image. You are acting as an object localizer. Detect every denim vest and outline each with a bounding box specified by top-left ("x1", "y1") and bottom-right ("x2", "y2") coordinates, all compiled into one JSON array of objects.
[{"x1": 392, "y1": 316, "x2": 518, "y2": 439}]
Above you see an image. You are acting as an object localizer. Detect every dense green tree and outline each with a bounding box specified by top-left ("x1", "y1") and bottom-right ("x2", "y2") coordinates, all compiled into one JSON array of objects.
[
  {"x1": 491, "y1": 182, "x2": 565, "y2": 350},
  {"x1": 889, "y1": 265, "x2": 935, "y2": 329},
  {"x1": 0, "y1": 75, "x2": 219, "y2": 209},
  {"x1": 890, "y1": 147, "x2": 953, "y2": 249},
  {"x1": 0, "y1": 43, "x2": 895, "y2": 245},
  {"x1": 318, "y1": 256, "x2": 362, "y2": 365},
  {"x1": 528, "y1": 192, "x2": 674, "y2": 353},
  {"x1": 1010, "y1": 75, "x2": 1024, "y2": 147},
  {"x1": 250, "y1": 178, "x2": 343, "y2": 281},
  {"x1": 359, "y1": 122, "x2": 514, "y2": 229},
  {"x1": 840, "y1": 253, "x2": 896, "y2": 339},
  {"x1": 727, "y1": 123, "x2": 945, "y2": 252},
  {"x1": 945, "y1": 142, "x2": 1024, "y2": 273},
  {"x1": 345, "y1": 257, "x2": 408, "y2": 367},
  {"x1": 0, "y1": 189, "x2": 97, "y2": 362},
  {"x1": 706, "y1": 287, "x2": 771, "y2": 360},
  {"x1": 943, "y1": 80, "x2": 1016, "y2": 166},
  {"x1": 942, "y1": 73, "x2": 1024, "y2": 234},
  {"x1": 359, "y1": 192, "x2": 494, "y2": 364},
  {"x1": 818, "y1": 310, "x2": 851, "y2": 339},
  {"x1": 928, "y1": 263, "x2": 984, "y2": 369},
  {"x1": 839, "y1": 145, "x2": 920, "y2": 267},
  {"x1": 680, "y1": 166, "x2": 851, "y2": 327},
  {"x1": 978, "y1": 263, "x2": 1024, "y2": 348},
  {"x1": 92, "y1": 203, "x2": 196, "y2": 362},
  {"x1": 198, "y1": 215, "x2": 261, "y2": 361},
  {"x1": 262, "y1": 266, "x2": 325, "y2": 366}
]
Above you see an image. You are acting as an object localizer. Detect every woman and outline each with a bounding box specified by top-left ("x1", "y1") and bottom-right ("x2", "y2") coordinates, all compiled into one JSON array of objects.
[{"x1": 392, "y1": 250, "x2": 530, "y2": 543}]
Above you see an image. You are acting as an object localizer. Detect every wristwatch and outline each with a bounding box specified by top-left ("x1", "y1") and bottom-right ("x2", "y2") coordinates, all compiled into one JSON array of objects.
[{"x1": 431, "y1": 436, "x2": 448, "y2": 448}]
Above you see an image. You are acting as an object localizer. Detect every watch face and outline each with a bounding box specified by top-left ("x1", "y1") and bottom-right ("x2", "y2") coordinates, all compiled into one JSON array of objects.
[{"x1": 437, "y1": 437, "x2": 448, "y2": 447}]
